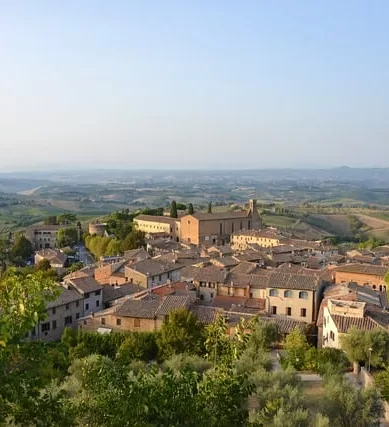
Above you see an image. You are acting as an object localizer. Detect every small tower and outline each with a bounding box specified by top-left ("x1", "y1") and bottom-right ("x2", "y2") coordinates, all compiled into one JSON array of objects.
[{"x1": 247, "y1": 199, "x2": 262, "y2": 229}]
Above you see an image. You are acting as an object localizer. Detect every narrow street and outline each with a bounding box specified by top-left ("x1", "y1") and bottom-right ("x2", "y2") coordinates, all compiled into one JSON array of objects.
[{"x1": 77, "y1": 245, "x2": 95, "y2": 266}]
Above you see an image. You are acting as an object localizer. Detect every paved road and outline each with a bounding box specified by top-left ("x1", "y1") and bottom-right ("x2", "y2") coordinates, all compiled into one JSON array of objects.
[{"x1": 77, "y1": 245, "x2": 95, "y2": 266}]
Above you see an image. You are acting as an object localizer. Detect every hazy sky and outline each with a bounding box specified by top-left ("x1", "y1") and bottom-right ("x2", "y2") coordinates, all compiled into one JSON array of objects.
[{"x1": 1, "y1": 1, "x2": 388, "y2": 170}]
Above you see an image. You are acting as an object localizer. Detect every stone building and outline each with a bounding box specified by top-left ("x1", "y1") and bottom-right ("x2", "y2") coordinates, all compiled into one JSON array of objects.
[{"x1": 180, "y1": 199, "x2": 262, "y2": 246}]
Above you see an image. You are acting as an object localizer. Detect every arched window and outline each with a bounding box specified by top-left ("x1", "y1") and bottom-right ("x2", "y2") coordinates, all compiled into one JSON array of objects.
[
  {"x1": 284, "y1": 290, "x2": 293, "y2": 298},
  {"x1": 269, "y1": 289, "x2": 279, "y2": 297},
  {"x1": 299, "y1": 291, "x2": 308, "y2": 299}
]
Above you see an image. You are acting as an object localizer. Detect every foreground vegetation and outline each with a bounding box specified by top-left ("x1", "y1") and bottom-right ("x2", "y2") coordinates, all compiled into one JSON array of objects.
[{"x1": 0, "y1": 269, "x2": 384, "y2": 426}]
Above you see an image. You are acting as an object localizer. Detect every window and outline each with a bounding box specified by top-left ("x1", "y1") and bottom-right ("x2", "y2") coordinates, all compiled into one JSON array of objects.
[
  {"x1": 52, "y1": 307, "x2": 56, "y2": 315},
  {"x1": 232, "y1": 223, "x2": 234, "y2": 233},
  {"x1": 85, "y1": 303, "x2": 89, "y2": 311},
  {"x1": 248, "y1": 220, "x2": 251, "y2": 230},
  {"x1": 96, "y1": 300, "x2": 100, "y2": 307},
  {"x1": 76, "y1": 300, "x2": 80, "y2": 307},
  {"x1": 210, "y1": 293, "x2": 214, "y2": 298},
  {"x1": 250, "y1": 292, "x2": 253, "y2": 298},
  {"x1": 330, "y1": 331, "x2": 335, "y2": 340},
  {"x1": 158, "y1": 275, "x2": 162, "y2": 281},
  {"x1": 64, "y1": 316, "x2": 72, "y2": 326},
  {"x1": 271, "y1": 306, "x2": 277, "y2": 315},
  {"x1": 31, "y1": 327, "x2": 36, "y2": 337},
  {"x1": 65, "y1": 304, "x2": 69, "y2": 310},
  {"x1": 85, "y1": 293, "x2": 90, "y2": 299},
  {"x1": 134, "y1": 318, "x2": 141, "y2": 327},
  {"x1": 76, "y1": 313, "x2": 80, "y2": 320},
  {"x1": 269, "y1": 289, "x2": 279, "y2": 297},
  {"x1": 116, "y1": 318, "x2": 121, "y2": 326},
  {"x1": 220, "y1": 223, "x2": 223, "y2": 235},
  {"x1": 299, "y1": 291, "x2": 308, "y2": 299},
  {"x1": 240, "y1": 221, "x2": 243, "y2": 230},
  {"x1": 95, "y1": 290, "x2": 101, "y2": 296},
  {"x1": 284, "y1": 290, "x2": 293, "y2": 298},
  {"x1": 200, "y1": 295, "x2": 204, "y2": 300},
  {"x1": 101, "y1": 318, "x2": 106, "y2": 325},
  {"x1": 41, "y1": 322, "x2": 50, "y2": 333},
  {"x1": 52, "y1": 320, "x2": 57, "y2": 330},
  {"x1": 300, "y1": 308, "x2": 307, "y2": 318}
]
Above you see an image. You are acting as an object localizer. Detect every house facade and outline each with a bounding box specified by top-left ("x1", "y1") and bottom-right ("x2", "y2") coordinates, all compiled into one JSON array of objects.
[
  {"x1": 28, "y1": 287, "x2": 84, "y2": 342},
  {"x1": 134, "y1": 215, "x2": 180, "y2": 241},
  {"x1": 124, "y1": 259, "x2": 183, "y2": 288},
  {"x1": 26, "y1": 225, "x2": 62, "y2": 250},
  {"x1": 335, "y1": 264, "x2": 387, "y2": 290},
  {"x1": 264, "y1": 273, "x2": 320, "y2": 323},
  {"x1": 64, "y1": 276, "x2": 103, "y2": 316},
  {"x1": 78, "y1": 294, "x2": 190, "y2": 333},
  {"x1": 321, "y1": 299, "x2": 388, "y2": 349},
  {"x1": 231, "y1": 228, "x2": 282, "y2": 250}
]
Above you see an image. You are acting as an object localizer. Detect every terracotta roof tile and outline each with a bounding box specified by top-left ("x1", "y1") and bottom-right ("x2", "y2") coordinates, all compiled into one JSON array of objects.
[
  {"x1": 156, "y1": 295, "x2": 190, "y2": 316},
  {"x1": 336, "y1": 263, "x2": 387, "y2": 276}
]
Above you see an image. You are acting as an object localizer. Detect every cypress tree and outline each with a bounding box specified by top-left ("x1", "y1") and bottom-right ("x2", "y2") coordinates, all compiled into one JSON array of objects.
[{"x1": 170, "y1": 200, "x2": 178, "y2": 218}]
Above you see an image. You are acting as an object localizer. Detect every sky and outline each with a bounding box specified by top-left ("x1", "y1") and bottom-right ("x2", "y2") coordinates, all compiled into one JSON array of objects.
[{"x1": 0, "y1": 1, "x2": 388, "y2": 171}]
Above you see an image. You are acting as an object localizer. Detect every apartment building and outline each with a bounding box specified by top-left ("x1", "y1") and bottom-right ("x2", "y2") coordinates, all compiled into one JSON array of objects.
[
  {"x1": 231, "y1": 228, "x2": 283, "y2": 250},
  {"x1": 134, "y1": 215, "x2": 180, "y2": 241},
  {"x1": 28, "y1": 287, "x2": 83, "y2": 342},
  {"x1": 322, "y1": 299, "x2": 389, "y2": 349},
  {"x1": 26, "y1": 224, "x2": 62, "y2": 250},
  {"x1": 124, "y1": 258, "x2": 184, "y2": 288},
  {"x1": 78, "y1": 294, "x2": 190, "y2": 333},
  {"x1": 264, "y1": 272, "x2": 321, "y2": 323},
  {"x1": 65, "y1": 276, "x2": 103, "y2": 316},
  {"x1": 335, "y1": 264, "x2": 388, "y2": 290}
]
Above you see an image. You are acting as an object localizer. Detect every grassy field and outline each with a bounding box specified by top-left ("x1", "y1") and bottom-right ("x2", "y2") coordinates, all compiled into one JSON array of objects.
[{"x1": 302, "y1": 381, "x2": 325, "y2": 415}]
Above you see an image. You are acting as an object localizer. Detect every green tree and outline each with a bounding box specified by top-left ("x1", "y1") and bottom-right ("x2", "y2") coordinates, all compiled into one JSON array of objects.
[
  {"x1": 207, "y1": 202, "x2": 212, "y2": 214},
  {"x1": 157, "y1": 308, "x2": 204, "y2": 359},
  {"x1": 204, "y1": 314, "x2": 238, "y2": 367},
  {"x1": 67, "y1": 261, "x2": 84, "y2": 273},
  {"x1": 321, "y1": 374, "x2": 382, "y2": 427},
  {"x1": 0, "y1": 269, "x2": 59, "y2": 347},
  {"x1": 57, "y1": 228, "x2": 78, "y2": 248},
  {"x1": 170, "y1": 200, "x2": 178, "y2": 218},
  {"x1": 105, "y1": 239, "x2": 122, "y2": 256},
  {"x1": 316, "y1": 347, "x2": 349, "y2": 375},
  {"x1": 116, "y1": 332, "x2": 158, "y2": 363},
  {"x1": 120, "y1": 230, "x2": 145, "y2": 252},
  {"x1": 37, "y1": 258, "x2": 52, "y2": 271},
  {"x1": 340, "y1": 327, "x2": 389, "y2": 368},
  {"x1": 188, "y1": 203, "x2": 194, "y2": 215},
  {"x1": 57, "y1": 213, "x2": 77, "y2": 225},
  {"x1": 176, "y1": 203, "x2": 187, "y2": 211},
  {"x1": 249, "y1": 319, "x2": 280, "y2": 351},
  {"x1": 44, "y1": 216, "x2": 58, "y2": 225},
  {"x1": 11, "y1": 234, "x2": 34, "y2": 261},
  {"x1": 283, "y1": 327, "x2": 311, "y2": 370}
]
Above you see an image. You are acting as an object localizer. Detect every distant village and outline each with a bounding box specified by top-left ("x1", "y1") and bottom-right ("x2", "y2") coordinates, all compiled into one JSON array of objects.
[{"x1": 24, "y1": 199, "x2": 389, "y2": 355}]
